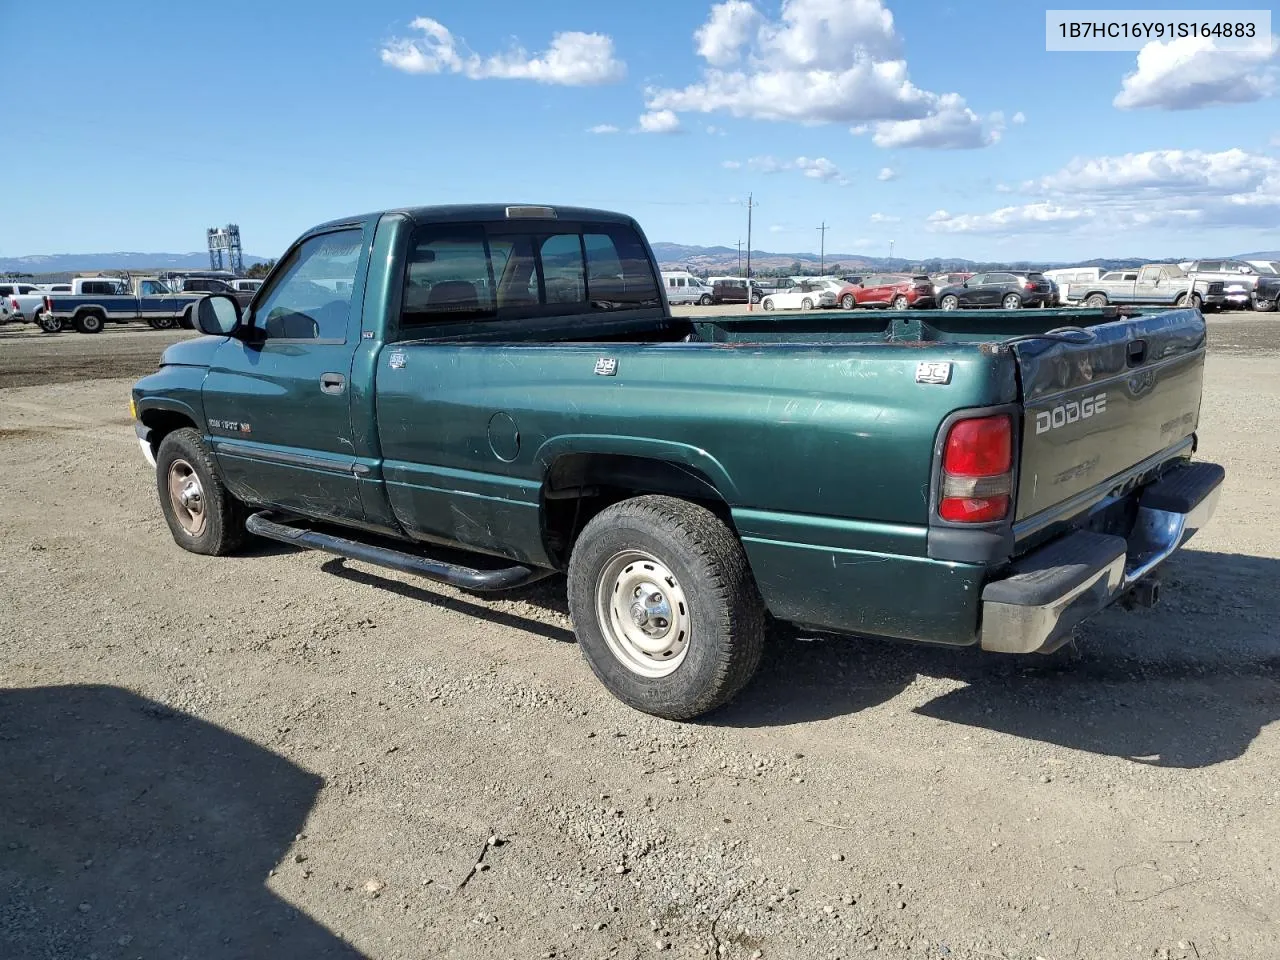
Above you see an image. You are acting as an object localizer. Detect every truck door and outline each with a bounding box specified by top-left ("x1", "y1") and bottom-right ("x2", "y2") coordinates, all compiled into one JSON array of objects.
[
  {"x1": 200, "y1": 226, "x2": 372, "y2": 523},
  {"x1": 1133, "y1": 267, "x2": 1164, "y2": 303}
]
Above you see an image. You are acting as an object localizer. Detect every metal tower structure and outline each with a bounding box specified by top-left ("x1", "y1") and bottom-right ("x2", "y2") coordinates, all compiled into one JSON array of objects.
[{"x1": 207, "y1": 224, "x2": 244, "y2": 274}]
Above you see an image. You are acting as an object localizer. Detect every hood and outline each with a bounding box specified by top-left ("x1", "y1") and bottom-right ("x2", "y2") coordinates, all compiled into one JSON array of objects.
[{"x1": 161, "y1": 335, "x2": 226, "y2": 368}]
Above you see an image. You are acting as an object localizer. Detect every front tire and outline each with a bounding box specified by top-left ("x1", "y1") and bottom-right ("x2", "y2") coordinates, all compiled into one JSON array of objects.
[
  {"x1": 892, "y1": 295, "x2": 909, "y2": 310},
  {"x1": 155, "y1": 428, "x2": 247, "y2": 556},
  {"x1": 150, "y1": 315, "x2": 177, "y2": 330},
  {"x1": 940, "y1": 295, "x2": 959, "y2": 311},
  {"x1": 841, "y1": 294, "x2": 855, "y2": 310},
  {"x1": 74, "y1": 311, "x2": 105, "y2": 334},
  {"x1": 1175, "y1": 292, "x2": 1203, "y2": 310},
  {"x1": 1002, "y1": 293, "x2": 1022, "y2": 310},
  {"x1": 699, "y1": 294, "x2": 713, "y2": 306},
  {"x1": 567, "y1": 496, "x2": 767, "y2": 720}
]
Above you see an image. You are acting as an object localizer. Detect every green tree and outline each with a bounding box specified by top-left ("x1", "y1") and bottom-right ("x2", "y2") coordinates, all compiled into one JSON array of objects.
[{"x1": 245, "y1": 259, "x2": 276, "y2": 279}]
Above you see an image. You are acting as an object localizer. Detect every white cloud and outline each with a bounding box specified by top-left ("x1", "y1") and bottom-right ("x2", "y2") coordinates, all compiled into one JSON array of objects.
[
  {"x1": 706, "y1": 124, "x2": 726, "y2": 135},
  {"x1": 871, "y1": 94, "x2": 994, "y2": 148},
  {"x1": 644, "y1": 0, "x2": 996, "y2": 148},
  {"x1": 588, "y1": 124, "x2": 619, "y2": 134},
  {"x1": 926, "y1": 203, "x2": 1095, "y2": 234},
  {"x1": 380, "y1": 18, "x2": 625, "y2": 85},
  {"x1": 1115, "y1": 36, "x2": 1279, "y2": 110},
  {"x1": 876, "y1": 166, "x2": 896, "y2": 181},
  {"x1": 930, "y1": 147, "x2": 1280, "y2": 234},
  {"x1": 995, "y1": 182, "x2": 1013, "y2": 193},
  {"x1": 1011, "y1": 111, "x2": 1026, "y2": 125},
  {"x1": 723, "y1": 154, "x2": 848, "y2": 183},
  {"x1": 795, "y1": 156, "x2": 848, "y2": 184},
  {"x1": 695, "y1": 0, "x2": 764, "y2": 66},
  {"x1": 637, "y1": 109, "x2": 682, "y2": 134},
  {"x1": 868, "y1": 212, "x2": 900, "y2": 223},
  {"x1": 768, "y1": 224, "x2": 789, "y2": 233},
  {"x1": 854, "y1": 237, "x2": 871, "y2": 246}
]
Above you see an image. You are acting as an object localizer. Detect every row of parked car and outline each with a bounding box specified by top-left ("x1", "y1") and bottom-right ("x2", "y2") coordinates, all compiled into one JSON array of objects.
[
  {"x1": 661, "y1": 256, "x2": 1280, "y2": 314},
  {"x1": 0, "y1": 273, "x2": 263, "y2": 332}
]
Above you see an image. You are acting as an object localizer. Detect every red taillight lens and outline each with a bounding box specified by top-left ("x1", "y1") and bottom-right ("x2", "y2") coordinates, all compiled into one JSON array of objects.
[
  {"x1": 1024, "y1": 281, "x2": 1035, "y2": 290},
  {"x1": 44, "y1": 296, "x2": 52, "y2": 311},
  {"x1": 939, "y1": 414, "x2": 1013, "y2": 523}
]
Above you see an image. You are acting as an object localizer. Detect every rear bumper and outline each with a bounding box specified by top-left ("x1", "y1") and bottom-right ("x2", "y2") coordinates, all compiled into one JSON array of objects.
[{"x1": 979, "y1": 461, "x2": 1224, "y2": 654}]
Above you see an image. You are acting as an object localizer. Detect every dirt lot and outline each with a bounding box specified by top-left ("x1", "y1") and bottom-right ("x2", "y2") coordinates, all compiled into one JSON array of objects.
[{"x1": 1, "y1": 314, "x2": 1278, "y2": 960}]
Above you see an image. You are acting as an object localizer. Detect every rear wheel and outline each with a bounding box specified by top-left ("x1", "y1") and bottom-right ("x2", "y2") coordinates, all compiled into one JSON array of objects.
[
  {"x1": 155, "y1": 428, "x2": 247, "y2": 556},
  {"x1": 1255, "y1": 298, "x2": 1277, "y2": 313},
  {"x1": 750, "y1": 293, "x2": 761, "y2": 304},
  {"x1": 1002, "y1": 293, "x2": 1022, "y2": 310},
  {"x1": 841, "y1": 293, "x2": 855, "y2": 310},
  {"x1": 73, "y1": 311, "x2": 105, "y2": 334},
  {"x1": 892, "y1": 295, "x2": 909, "y2": 310},
  {"x1": 762, "y1": 298, "x2": 775, "y2": 311},
  {"x1": 567, "y1": 496, "x2": 766, "y2": 720},
  {"x1": 940, "y1": 295, "x2": 959, "y2": 311},
  {"x1": 800, "y1": 298, "x2": 814, "y2": 310},
  {"x1": 37, "y1": 312, "x2": 62, "y2": 333},
  {"x1": 1085, "y1": 293, "x2": 1107, "y2": 307}
]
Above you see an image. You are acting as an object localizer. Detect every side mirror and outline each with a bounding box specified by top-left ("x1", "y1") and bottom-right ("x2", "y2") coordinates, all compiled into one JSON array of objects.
[
  {"x1": 195, "y1": 294, "x2": 242, "y2": 337},
  {"x1": 962, "y1": 281, "x2": 969, "y2": 288}
]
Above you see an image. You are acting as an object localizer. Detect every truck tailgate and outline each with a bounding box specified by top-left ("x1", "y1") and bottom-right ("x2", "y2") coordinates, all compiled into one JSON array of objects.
[{"x1": 1013, "y1": 309, "x2": 1205, "y2": 526}]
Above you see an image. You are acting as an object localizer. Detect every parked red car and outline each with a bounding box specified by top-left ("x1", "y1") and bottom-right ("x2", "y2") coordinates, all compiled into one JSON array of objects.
[{"x1": 838, "y1": 274, "x2": 936, "y2": 309}]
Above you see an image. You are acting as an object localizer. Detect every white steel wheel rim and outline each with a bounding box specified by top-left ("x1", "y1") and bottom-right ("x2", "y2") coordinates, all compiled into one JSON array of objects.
[{"x1": 596, "y1": 550, "x2": 691, "y2": 678}]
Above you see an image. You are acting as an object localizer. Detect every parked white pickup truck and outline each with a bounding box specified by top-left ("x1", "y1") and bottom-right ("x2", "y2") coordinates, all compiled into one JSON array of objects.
[{"x1": 0, "y1": 281, "x2": 48, "y2": 325}]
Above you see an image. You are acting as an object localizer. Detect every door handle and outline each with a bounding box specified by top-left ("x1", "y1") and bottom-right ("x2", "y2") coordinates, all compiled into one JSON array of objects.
[{"x1": 319, "y1": 373, "x2": 346, "y2": 395}]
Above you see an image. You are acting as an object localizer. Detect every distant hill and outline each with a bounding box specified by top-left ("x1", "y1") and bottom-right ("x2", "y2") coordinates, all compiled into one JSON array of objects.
[
  {"x1": 0, "y1": 252, "x2": 270, "y2": 276},
  {"x1": 1232, "y1": 250, "x2": 1280, "y2": 261},
  {"x1": 649, "y1": 242, "x2": 1172, "y2": 275}
]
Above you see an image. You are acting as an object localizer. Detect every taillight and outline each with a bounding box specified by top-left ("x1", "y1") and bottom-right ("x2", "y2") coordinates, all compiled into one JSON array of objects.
[
  {"x1": 9, "y1": 298, "x2": 17, "y2": 311},
  {"x1": 1024, "y1": 281, "x2": 1035, "y2": 290},
  {"x1": 44, "y1": 296, "x2": 52, "y2": 311},
  {"x1": 939, "y1": 414, "x2": 1013, "y2": 523}
]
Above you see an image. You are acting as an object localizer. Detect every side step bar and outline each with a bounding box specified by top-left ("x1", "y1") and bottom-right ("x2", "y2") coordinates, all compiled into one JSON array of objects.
[{"x1": 245, "y1": 512, "x2": 555, "y2": 592}]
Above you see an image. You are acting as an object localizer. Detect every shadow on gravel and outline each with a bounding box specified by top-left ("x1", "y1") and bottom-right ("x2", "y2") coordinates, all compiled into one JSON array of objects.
[
  {"x1": 0, "y1": 685, "x2": 365, "y2": 959},
  {"x1": 319, "y1": 557, "x2": 575, "y2": 644},
  {"x1": 713, "y1": 550, "x2": 1280, "y2": 768}
]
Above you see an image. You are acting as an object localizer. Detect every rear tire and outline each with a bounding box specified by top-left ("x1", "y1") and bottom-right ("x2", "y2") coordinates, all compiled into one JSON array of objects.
[
  {"x1": 762, "y1": 298, "x2": 775, "y2": 311},
  {"x1": 892, "y1": 295, "x2": 909, "y2": 310},
  {"x1": 155, "y1": 428, "x2": 247, "y2": 556},
  {"x1": 1085, "y1": 293, "x2": 1107, "y2": 307},
  {"x1": 1255, "y1": 298, "x2": 1276, "y2": 313},
  {"x1": 567, "y1": 496, "x2": 767, "y2": 720},
  {"x1": 1002, "y1": 293, "x2": 1022, "y2": 310},
  {"x1": 841, "y1": 294, "x2": 855, "y2": 309},
  {"x1": 38, "y1": 312, "x2": 62, "y2": 333},
  {"x1": 73, "y1": 311, "x2": 105, "y2": 334},
  {"x1": 801, "y1": 298, "x2": 814, "y2": 310}
]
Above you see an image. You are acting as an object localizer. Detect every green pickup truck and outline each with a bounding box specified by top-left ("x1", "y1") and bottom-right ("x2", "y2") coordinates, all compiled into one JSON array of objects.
[{"x1": 130, "y1": 204, "x2": 1223, "y2": 719}]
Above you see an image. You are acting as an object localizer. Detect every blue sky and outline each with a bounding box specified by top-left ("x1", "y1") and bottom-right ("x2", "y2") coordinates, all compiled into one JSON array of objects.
[{"x1": 5, "y1": 0, "x2": 1278, "y2": 261}]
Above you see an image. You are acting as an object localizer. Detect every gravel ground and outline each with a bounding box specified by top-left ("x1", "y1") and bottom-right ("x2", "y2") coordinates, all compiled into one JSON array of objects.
[{"x1": 1, "y1": 313, "x2": 1278, "y2": 960}]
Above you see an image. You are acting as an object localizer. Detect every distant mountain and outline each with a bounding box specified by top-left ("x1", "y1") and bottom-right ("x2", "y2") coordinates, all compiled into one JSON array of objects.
[
  {"x1": 649, "y1": 242, "x2": 1171, "y2": 275},
  {"x1": 1232, "y1": 250, "x2": 1280, "y2": 261},
  {"x1": 0, "y1": 252, "x2": 270, "y2": 275}
]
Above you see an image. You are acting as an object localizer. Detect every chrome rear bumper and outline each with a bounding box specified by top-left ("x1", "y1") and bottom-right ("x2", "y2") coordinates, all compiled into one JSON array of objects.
[{"x1": 979, "y1": 461, "x2": 1224, "y2": 654}]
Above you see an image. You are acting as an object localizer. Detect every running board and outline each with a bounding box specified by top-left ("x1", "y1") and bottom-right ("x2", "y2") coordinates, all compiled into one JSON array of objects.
[{"x1": 245, "y1": 512, "x2": 555, "y2": 592}]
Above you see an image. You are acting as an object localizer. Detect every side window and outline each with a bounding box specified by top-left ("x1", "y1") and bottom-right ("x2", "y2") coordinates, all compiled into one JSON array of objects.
[
  {"x1": 968, "y1": 274, "x2": 986, "y2": 285},
  {"x1": 253, "y1": 228, "x2": 362, "y2": 340}
]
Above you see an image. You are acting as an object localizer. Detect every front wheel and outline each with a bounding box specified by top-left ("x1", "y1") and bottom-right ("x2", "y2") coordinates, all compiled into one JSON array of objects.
[
  {"x1": 841, "y1": 294, "x2": 855, "y2": 310},
  {"x1": 150, "y1": 315, "x2": 177, "y2": 330},
  {"x1": 155, "y1": 428, "x2": 248, "y2": 556},
  {"x1": 1175, "y1": 292, "x2": 1203, "y2": 310},
  {"x1": 73, "y1": 312, "x2": 105, "y2": 334},
  {"x1": 892, "y1": 295, "x2": 909, "y2": 310},
  {"x1": 699, "y1": 294, "x2": 713, "y2": 306},
  {"x1": 940, "y1": 295, "x2": 959, "y2": 311},
  {"x1": 1002, "y1": 294, "x2": 1022, "y2": 310},
  {"x1": 800, "y1": 298, "x2": 814, "y2": 310},
  {"x1": 762, "y1": 298, "x2": 775, "y2": 311},
  {"x1": 567, "y1": 496, "x2": 767, "y2": 720}
]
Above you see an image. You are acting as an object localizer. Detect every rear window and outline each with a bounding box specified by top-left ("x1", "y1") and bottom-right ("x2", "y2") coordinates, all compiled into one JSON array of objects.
[{"x1": 401, "y1": 222, "x2": 659, "y2": 328}]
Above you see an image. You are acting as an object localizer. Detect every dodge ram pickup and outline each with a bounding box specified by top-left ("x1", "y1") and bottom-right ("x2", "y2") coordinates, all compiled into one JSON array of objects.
[
  {"x1": 42, "y1": 276, "x2": 205, "y2": 333},
  {"x1": 130, "y1": 204, "x2": 1224, "y2": 719}
]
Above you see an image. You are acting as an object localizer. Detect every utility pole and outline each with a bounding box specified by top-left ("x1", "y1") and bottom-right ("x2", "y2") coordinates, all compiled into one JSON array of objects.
[
  {"x1": 817, "y1": 222, "x2": 829, "y2": 275},
  {"x1": 889, "y1": 239, "x2": 895, "y2": 264},
  {"x1": 744, "y1": 193, "x2": 759, "y2": 310},
  {"x1": 736, "y1": 238, "x2": 743, "y2": 276}
]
